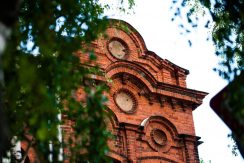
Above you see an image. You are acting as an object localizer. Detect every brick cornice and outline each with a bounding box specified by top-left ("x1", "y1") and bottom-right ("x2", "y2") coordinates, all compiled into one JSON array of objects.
[
  {"x1": 179, "y1": 134, "x2": 202, "y2": 144},
  {"x1": 88, "y1": 71, "x2": 208, "y2": 108}
]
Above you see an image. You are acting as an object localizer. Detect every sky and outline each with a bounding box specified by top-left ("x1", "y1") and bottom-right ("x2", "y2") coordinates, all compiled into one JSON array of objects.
[{"x1": 104, "y1": 0, "x2": 244, "y2": 162}]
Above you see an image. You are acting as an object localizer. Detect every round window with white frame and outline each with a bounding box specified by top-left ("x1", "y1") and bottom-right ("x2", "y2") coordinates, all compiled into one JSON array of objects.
[
  {"x1": 108, "y1": 38, "x2": 128, "y2": 59},
  {"x1": 114, "y1": 89, "x2": 137, "y2": 113}
]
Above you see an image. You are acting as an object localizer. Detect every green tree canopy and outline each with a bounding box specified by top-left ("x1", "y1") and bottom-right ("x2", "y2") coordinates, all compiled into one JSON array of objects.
[
  {"x1": 172, "y1": 0, "x2": 243, "y2": 78},
  {"x1": 0, "y1": 0, "x2": 134, "y2": 162}
]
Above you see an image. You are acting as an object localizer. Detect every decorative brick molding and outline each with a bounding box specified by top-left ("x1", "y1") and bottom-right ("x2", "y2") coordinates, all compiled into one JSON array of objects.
[{"x1": 139, "y1": 116, "x2": 179, "y2": 154}]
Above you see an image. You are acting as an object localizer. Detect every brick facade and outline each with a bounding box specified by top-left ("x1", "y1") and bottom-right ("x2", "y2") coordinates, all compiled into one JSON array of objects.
[
  {"x1": 21, "y1": 19, "x2": 207, "y2": 163},
  {"x1": 76, "y1": 19, "x2": 208, "y2": 163}
]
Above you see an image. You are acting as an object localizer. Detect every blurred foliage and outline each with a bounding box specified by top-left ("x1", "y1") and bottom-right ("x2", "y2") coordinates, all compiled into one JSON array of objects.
[
  {"x1": 171, "y1": 0, "x2": 244, "y2": 158},
  {"x1": 228, "y1": 133, "x2": 239, "y2": 156},
  {"x1": 1, "y1": 0, "x2": 134, "y2": 162},
  {"x1": 171, "y1": 0, "x2": 243, "y2": 79},
  {"x1": 200, "y1": 158, "x2": 211, "y2": 163}
]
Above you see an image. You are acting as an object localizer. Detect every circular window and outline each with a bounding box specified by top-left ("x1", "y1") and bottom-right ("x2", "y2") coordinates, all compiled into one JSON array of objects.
[
  {"x1": 151, "y1": 129, "x2": 167, "y2": 146},
  {"x1": 108, "y1": 39, "x2": 128, "y2": 59},
  {"x1": 114, "y1": 89, "x2": 136, "y2": 113}
]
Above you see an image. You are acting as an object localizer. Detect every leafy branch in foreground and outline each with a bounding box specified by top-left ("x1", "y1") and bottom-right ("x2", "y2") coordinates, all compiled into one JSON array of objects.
[
  {"x1": 171, "y1": 0, "x2": 243, "y2": 79},
  {"x1": 1, "y1": 0, "x2": 134, "y2": 162}
]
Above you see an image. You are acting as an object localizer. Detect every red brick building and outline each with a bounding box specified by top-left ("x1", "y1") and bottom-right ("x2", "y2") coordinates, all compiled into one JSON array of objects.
[
  {"x1": 20, "y1": 19, "x2": 207, "y2": 163},
  {"x1": 77, "y1": 19, "x2": 208, "y2": 163}
]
